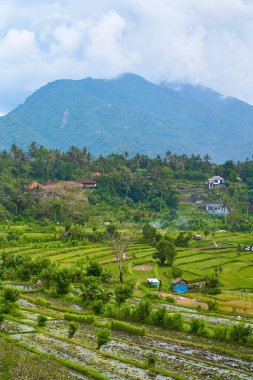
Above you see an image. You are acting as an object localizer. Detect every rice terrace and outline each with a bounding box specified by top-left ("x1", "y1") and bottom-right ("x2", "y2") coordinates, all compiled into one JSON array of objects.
[
  {"x1": 1, "y1": 4, "x2": 253, "y2": 375},
  {"x1": 0, "y1": 220, "x2": 253, "y2": 380}
]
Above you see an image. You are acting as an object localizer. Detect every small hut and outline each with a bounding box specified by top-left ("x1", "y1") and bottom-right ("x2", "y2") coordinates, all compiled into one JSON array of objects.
[
  {"x1": 172, "y1": 278, "x2": 188, "y2": 293},
  {"x1": 147, "y1": 278, "x2": 159, "y2": 288}
]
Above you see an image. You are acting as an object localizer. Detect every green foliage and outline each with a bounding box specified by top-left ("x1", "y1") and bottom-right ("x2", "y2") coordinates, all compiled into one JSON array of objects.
[
  {"x1": 150, "y1": 306, "x2": 167, "y2": 327},
  {"x1": 110, "y1": 320, "x2": 146, "y2": 336},
  {"x1": 153, "y1": 239, "x2": 176, "y2": 266},
  {"x1": 34, "y1": 297, "x2": 52, "y2": 307},
  {"x1": 190, "y1": 318, "x2": 206, "y2": 335},
  {"x1": 229, "y1": 323, "x2": 252, "y2": 343},
  {"x1": 203, "y1": 273, "x2": 221, "y2": 295},
  {"x1": 114, "y1": 284, "x2": 133, "y2": 305},
  {"x1": 168, "y1": 313, "x2": 183, "y2": 331},
  {"x1": 171, "y1": 266, "x2": 183, "y2": 279},
  {"x1": 96, "y1": 328, "x2": 111, "y2": 350},
  {"x1": 142, "y1": 224, "x2": 161, "y2": 246},
  {"x1": 213, "y1": 325, "x2": 229, "y2": 341},
  {"x1": 165, "y1": 296, "x2": 175, "y2": 304},
  {"x1": 146, "y1": 353, "x2": 156, "y2": 368},
  {"x1": 207, "y1": 300, "x2": 219, "y2": 311},
  {"x1": 81, "y1": 277, "x2": 112, "y2": 303},
  {"x1": 92, "y1": 300, "x2": 104, "y2": 315},
  {"x1": 2, "y1": 287, "x2": 20, "y2": 303},
  {"x1": 226, "y1": 213, "x2": 253, "y2": 232},
  {"x1": 2, "y1": 75, "x2": 253, "y2": 164},
  {"x1": 86, "y1": 262, "x2": 103, "y2": 278},
  {"x1": 68, "y1": 321, "x2": 79, "y2": 338},
  {"x1": 132, "y1": 301, "x2": 151, "y2": 323},
  {"x1": 37, "y1": 314, "x2": 48, "y2": 327},
  {"x1": 64, "y1": 313, "x2": 95, "y2": 325},
  {"x1": 0, "y1": 313, "x2": 5, "y2": 327},
  {"x1": 54, "y1": 269, "x2": 72, "y2": 295},
  {"x1": 7, "y1": 230, "x2": 20, "y2": 241},
  {"x1": 175, "y1": 232, "x2": 192, "y2": 247},
  {"x1": 1, "y1": 287, "x2": 20, "y2": 316}
]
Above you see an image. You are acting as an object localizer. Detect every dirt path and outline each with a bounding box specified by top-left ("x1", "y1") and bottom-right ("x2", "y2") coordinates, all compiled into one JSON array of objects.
[{"x1": 158, "y1": 292, "x2": 208, "y2": 310}]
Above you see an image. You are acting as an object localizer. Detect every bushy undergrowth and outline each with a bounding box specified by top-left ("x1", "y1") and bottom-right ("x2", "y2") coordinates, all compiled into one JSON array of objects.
[
  {"x1": 110, "y1": 320, "x2": 146, "y2": 336},
  {"x1": 64, "y1": 312, "x2": 95, "y2": 324},
  {"x1": 103, "y1": 300, "x2": 252, "y2": 344}
]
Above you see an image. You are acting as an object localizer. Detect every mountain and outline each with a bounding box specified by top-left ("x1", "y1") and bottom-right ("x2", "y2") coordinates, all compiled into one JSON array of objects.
[{"x1": 0, "y1": 73, "x2": 253, "y2": 161}]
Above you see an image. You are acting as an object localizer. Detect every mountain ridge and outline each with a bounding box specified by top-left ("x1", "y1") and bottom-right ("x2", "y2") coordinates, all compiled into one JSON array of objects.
[{"x1": 0, "y1": 73, "x2": 253, "y2": 161}]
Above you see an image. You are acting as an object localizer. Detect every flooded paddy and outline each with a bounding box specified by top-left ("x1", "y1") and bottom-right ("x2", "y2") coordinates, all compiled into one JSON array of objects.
[
  {"x1": 11, "y1": 332, "x2": 172, "y2": 379},
  {"x1": 103, "y1": 340, "x2": 252, "y2": 380}
]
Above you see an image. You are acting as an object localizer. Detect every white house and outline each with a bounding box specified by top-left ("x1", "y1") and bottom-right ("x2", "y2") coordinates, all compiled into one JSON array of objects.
[
  {"x1": 206, "y1": 176, "x2": 226, "y2": 189},
  {"x1": 206, "y1": 203, "x2": 228, "y2": 215}
]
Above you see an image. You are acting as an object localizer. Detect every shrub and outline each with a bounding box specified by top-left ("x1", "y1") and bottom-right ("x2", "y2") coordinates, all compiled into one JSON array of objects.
[
  {"x1": 37, "y1": 314, "x2": 47, "y2": 327},
  {"x1": 103, "y1": 303, "x2": 118, "y2": 319},
  {"x1": 3, "y1": 287, "x2": 20, "y2": 303},
  {"x1": 146, "y1": 353, "x2": 156, "y2": 368},
  {"x1": 149, "y1": 307, "x2": 167, "y2": 327},
  {"x1": 119, "y1": 303, "x2": 133, "y2": 320},
  {"x1": 68, "y1": 321, "x2": 79, "y2": 338},
  {"x1": 207, "y1": 300, "x2": 219, "y2": 311},
  {"x1": 204, "y1": 287, "x2": 221, "y2": 295},
  {"x1": 132, "y1": 301, "x2": 151, "y2": 323},
  {"x1": 171, "y1": 313, "x2": 183, "y2": 331},
  {"x1": 144, "y1": 293, "x2": 160, "y2": 300},
  {"x1": 114, "y1": 284, "x2": 133, "y2": 305},
  {"x1": 190, "y1": 318, "x2": 205, "y2": 335},
  {"x1": 229, "y1": 324, "x2": 252, "y2": 343},
  {"x1": 96, "y1": 328, "x2": 111, "y2": 350},
  {"x1": 92, "y1": 300, "x2": 104, "y2": 315},
  {"x1": 86, "y1": 262, "x2": 103, "y2": 278},
  {"x1": 165, "y1": 296, "x2": 175, "y2": 304},
  {"x1": 163, "y1": 312, "x2": 183, "y2": 331},
  {"x1": 213, "y1": 325, "x2": 229, "y2": 341}
]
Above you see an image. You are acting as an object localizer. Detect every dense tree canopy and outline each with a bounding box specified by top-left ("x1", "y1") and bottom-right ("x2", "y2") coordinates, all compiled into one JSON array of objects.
[{"x1": 0, "y1": 143, "x2": 252, "y2": 230}]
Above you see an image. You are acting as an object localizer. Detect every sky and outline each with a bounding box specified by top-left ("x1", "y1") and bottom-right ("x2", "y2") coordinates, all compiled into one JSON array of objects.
[{"x1": 1, "y1": 0, "x2": 253, "y2": 114}]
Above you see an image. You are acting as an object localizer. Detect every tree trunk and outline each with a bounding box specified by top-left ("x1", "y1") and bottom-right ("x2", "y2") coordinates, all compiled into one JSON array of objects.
[{"x1": 118, "y1": 260, "x2": 124, "y2": 284}]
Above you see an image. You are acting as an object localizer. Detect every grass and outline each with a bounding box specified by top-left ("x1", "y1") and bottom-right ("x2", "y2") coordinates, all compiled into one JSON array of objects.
[
  {"x1": 1, "y1": 223, "x2": 253, "y2": 378},
  {"x1": 1, "y1": 229, "x2": 253, "y2": 292}
]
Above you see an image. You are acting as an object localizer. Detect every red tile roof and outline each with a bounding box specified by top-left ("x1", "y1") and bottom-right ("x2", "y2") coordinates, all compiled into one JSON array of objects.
[
  {"x1": 27, "y1": 181, "x2": 45, "y2": 190},
  {"x1": 76, "y1": 178, "x2": 96, "y2": 185}
]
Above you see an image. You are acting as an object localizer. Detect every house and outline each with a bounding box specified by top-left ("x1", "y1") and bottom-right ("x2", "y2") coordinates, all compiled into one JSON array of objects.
[
  {"x1": 76, "y1": 178, "x2": 97, "y2": 189},
  {"x1": 172, "y1": 278, "x2": 188, "y2": 293},
  {"x1": 206, "y1": 176, "x2": 226, "y2": 189},
  {"x1": 206, "y1": 203, "x2": 229, "y2": 215},
  {"x1": 26, "y1": 181, "x2": 45, "y2": 190},
  {"x1": 244, "y1": 245, "x2": 253, "y2": 251},
  {"x1": 188, "y1": 280, "x2": 206, "y2": 291},
  {"x1": 193, "y1": 234, "x2": 202, "y2": 240},
  {"x1": 147, "y1": 278, "x2": 159, "y2": 287}
]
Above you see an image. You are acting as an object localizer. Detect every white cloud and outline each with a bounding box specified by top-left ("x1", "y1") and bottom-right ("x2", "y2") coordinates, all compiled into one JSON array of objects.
[
  {"x1": 85, "y1": 11, "x2": 141, "y2": 77},
  {"x1": 1, "y1": 0, "x2": 253, "y2": 113}
]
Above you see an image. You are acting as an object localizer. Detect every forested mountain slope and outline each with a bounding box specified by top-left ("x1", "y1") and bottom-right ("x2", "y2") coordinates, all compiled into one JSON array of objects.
[{"x1": 1, "y1": 74, "x2": 253, "y2": 161}]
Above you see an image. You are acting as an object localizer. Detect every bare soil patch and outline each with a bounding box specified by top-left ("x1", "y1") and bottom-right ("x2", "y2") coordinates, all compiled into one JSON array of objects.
[
  {"x1": 133, "y1": 264, "x2": 153, "y2": 271},
  {"x1": 159, "y1": 292, "x2": 208, "y2": 310}
]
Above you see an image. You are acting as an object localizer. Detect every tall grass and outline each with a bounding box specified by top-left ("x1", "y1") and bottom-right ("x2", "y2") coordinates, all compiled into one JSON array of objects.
[{"x1": 110, "y1": 320, "x2": 146, "y2": 336}]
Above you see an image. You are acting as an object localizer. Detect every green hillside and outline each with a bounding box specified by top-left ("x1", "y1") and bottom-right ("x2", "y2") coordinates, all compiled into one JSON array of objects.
[{"x1": 1, "y1": 74, "x2": 253, "y2": 161}]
